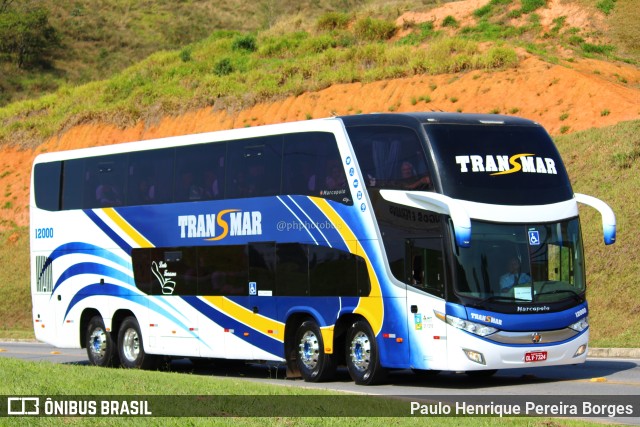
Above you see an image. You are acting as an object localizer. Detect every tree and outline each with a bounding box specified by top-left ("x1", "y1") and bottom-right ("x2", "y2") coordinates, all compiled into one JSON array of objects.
[{"x1": 0, "y1": 6, "x2": 59, "y2": 69}]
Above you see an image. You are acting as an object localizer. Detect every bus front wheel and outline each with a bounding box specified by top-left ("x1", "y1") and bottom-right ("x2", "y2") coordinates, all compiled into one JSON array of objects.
[
  {"x1": 346, "y1": 320, "x2": 387, "y2": 385},
  {"x1": 118, "y1": 317, "x2": 156, "y2": 369},
  {"x1": 86, "y1": 315, "x2": 119, "y2": 367},
  {"x1": 295, "y1": 320, "x2": 336, "y2": 382}
]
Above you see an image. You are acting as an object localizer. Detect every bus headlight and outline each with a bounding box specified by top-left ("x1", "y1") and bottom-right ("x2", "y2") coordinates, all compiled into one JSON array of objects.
[
  {"x1": 569, "y1": 317, "x2": 589, "y2": 332},
  {"x1": 574, "y1": 344, "x2": 587, "y2": 358},
  {"x1": 446, "y1": 315, "x2": 498, "y2": 337}
]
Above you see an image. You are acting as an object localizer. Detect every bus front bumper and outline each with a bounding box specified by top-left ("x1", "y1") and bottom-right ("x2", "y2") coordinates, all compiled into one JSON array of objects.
[{"x1": 443, "y1": 326, "x2": 589, "y2": 371}]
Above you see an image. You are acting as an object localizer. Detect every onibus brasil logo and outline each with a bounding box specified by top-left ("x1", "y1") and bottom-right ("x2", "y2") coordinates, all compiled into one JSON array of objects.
[{"x1": 455, "y1": 153, "x2": 558, "y2": 175}]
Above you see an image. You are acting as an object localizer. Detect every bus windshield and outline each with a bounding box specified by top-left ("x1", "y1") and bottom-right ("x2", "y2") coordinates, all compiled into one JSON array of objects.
[{"x1": 453, "y1": 218, "x2": 585, "y2": 309}]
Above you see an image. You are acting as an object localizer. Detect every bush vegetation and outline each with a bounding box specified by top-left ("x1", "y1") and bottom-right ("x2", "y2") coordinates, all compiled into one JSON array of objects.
[{"x1": 0, "y1": 18, "x2": 523, "y2": 148}]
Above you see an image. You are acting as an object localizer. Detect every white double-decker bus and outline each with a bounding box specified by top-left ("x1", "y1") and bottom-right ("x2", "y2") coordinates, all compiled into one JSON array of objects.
[{"x1": 30, "y1": 113, "x2": 615, "y2": 384}]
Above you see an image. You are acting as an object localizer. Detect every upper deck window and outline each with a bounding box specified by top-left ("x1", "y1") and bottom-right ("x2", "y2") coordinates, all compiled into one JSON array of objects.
[
  {"x1": 33, "y1": 131, "x2": 352, "y2": 211},
  {"x1": 425, "y1": 124, "x2": 573, "y2": 205},
  {"x1": 347, "y1": 125, "x2": 432, "y2": 192}
]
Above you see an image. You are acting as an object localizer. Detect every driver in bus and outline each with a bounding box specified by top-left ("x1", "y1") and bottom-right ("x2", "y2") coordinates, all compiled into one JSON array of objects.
[
  {"x1": 398, "y1": 161, "x2": 431, "y2": 190},
  {"x1": 499, "y1": 256, "x2": 532, "y2": 292}
]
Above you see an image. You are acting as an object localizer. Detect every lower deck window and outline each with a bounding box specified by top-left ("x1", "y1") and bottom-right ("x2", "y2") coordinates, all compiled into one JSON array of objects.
[{"x1": 132, "y1": 243, "x2": 370, "y2": 297}]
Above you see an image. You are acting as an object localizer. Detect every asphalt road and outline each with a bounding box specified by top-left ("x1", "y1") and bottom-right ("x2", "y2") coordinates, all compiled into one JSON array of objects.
[{"x1": 1, "y1": 341, "x2": 639, "y2": 423}]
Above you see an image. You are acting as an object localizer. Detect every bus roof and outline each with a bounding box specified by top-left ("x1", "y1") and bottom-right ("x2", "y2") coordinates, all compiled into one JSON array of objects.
[
  {"x1": 32, "y1": 112, "x2": 541, "y2": 164},
  {"x1": 338, "y1": 112, "x2": 540, "y2": 127}
]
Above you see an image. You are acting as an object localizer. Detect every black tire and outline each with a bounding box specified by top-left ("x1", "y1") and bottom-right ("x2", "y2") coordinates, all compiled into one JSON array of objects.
[
  {"x1": 345, "y1": 320, "x2": 387, "y2": 385},
  {"x1": 117, "y1": 316, "x2": 157, "y2": 369},
  {"x1": 294, "y1": 320, "x2": 336, "y2": 382},
  {"x1": 86, "y1": 315, "x2": 119, "y2": 367}
]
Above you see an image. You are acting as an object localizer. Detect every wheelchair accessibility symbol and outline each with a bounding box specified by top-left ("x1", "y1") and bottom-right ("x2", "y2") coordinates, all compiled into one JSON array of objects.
[
  {"x1": 249, "y1": 281, "x2": 257, "y2": 296},
  {"x1": 528, "y1": 230, "x2": 540, "y2": 245}
]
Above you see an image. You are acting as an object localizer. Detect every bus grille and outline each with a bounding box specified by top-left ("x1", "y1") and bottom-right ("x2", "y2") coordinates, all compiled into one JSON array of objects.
[{"x1": 36, "y1": 256, "x2": 52, "y2": 294}]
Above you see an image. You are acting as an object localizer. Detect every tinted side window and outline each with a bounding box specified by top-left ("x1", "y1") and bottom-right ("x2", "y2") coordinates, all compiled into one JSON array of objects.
[
  {"x1": 226, "y1": 136, "x2": 282, "y2": 198},
  {"x1": 61, "y1": 159, "x2": 84, "y2": 210},
  {"x1": 309, "y1": 245, "x2": 357, "y2": 296},
  {"x1": 132, "y1": 247, "x2": 198, "y2": 295},
  {"x1": 249, "y1": 242, "x2": 276, "y2": 295},
  {"x1": 128, "y1": 148, "x2": 174, "y2": 205},
  {"x1": 347, "y1": 125, "x2": 432, "y2": 192},
  {"x1": 276, "y1": 243, "x2": 309, "y2": 296},
  {"x1": 175, "y1": 143, "x2": 226, "y2": 202},
  {"x1": 34, "y1": 161, "x2": 62, "y2": 211},
  {"x1": 84, "y1": 154, "x2": 128, "y2": 208},
  {"x1": 197, "y1": 245, "x2": 247, "y2": 295},
  {"x1": 133, "y1": 243, "x2": 370, "y2": 297},
  {"x1": 283, "y1": 132, "x2": 351, "y2": 204}
]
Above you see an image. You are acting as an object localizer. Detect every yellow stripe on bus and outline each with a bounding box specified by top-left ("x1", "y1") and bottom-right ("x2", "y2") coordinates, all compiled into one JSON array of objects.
[
  {"x1": 102, "y1": 208, "x2": 154, "y2": 248},
  {"x1": 310, "y1": 198, "x2": 384, "y2": 335},
  {"x1": 202, "y1": 296, "x2": 285, "y2": 342}
]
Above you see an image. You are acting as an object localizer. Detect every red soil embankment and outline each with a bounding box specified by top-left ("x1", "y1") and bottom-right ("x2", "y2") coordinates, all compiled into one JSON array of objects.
[{"x1": 1, "y1": 55, "x2": 638, "y2": 230}]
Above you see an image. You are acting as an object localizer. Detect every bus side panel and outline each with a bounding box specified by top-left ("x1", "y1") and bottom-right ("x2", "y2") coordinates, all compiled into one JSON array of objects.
[
  {"x1": 404, "y1": 290, "x2": 448, "y2": 370},
  {"x1": 144, "y1": 295, "x2": 200, "y2": 357},
  {"x1": 31, "y1": 208, "x2": 145, "y2": 349},
  {"x1": 355, "y1": 238, "x2": 411, "y2": 369}
]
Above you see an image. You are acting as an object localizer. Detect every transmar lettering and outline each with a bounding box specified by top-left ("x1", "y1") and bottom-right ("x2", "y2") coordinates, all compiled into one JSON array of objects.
[
  {"x1": 455, "y1": 154, "x2": 557, "y2": 175},
  {"x1": 178, "y1": 210, "x2": 262, "y2": 240}
]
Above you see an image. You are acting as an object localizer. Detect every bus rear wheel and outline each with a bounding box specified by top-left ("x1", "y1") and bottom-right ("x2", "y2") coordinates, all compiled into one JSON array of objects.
[
  {"x1": 86, "y1": 315, "x2": 119, "y2": 367},
  {"x1": 295, "y1": 320, "x2": 336, "y2": 382},
  {"x1": 118, "y1": 317, "x2": 157, "y2": 369},
  {"x1": 346, "y1": 320, "x2": 387, "y2": 385}
]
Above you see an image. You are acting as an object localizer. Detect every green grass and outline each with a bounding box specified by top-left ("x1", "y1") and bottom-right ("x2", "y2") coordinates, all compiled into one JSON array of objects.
[
  {"x1": 0, "y1": 358, "x2": 612, "y2": 425},
  {"x1": 0, "y1": 31, "x2": 520, "y2": 148},
  {"x1": 0, "y1": 0, "x2": 382, "y2": 107},
  {"x1": 459, "y1": 0, "x2": 637, "y2": 64},
  {"x1": 555, "y1": 120, "x2": 640, "y2": 348},
  {"x1": 0, "y1": 226, "x2": 31, "y2": 339}
]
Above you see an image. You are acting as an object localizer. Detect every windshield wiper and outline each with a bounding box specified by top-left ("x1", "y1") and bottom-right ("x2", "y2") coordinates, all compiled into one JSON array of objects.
[
  {"x1": 469, "y1": 295, "x2": 529, "y2": 307},
  {"x1": 536, "y1": 289, "x2": 584, "y2": 302}
]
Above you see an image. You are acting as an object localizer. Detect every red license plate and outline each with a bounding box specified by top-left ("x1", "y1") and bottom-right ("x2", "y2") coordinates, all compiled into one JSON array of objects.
[{"x1": 525, "y1": 351, "x2": 548, "y2": 362}]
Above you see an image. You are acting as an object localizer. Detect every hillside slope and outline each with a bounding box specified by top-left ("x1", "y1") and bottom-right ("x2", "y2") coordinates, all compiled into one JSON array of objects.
[
  {"x1": 1, "y1": 53, "x2": 638, "y2": 229},
  {"x1": 0, "y1": 0, "x2": 638, "y2": 344}
]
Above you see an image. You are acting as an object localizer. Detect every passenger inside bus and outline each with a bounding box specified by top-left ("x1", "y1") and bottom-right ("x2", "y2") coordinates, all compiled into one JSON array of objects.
[
  {"x1": 95, "y1": 180, "x2": 122, "y2": 207},
  {"x1": 177, "y1": 170, "x2": 205, "y2": 201},
  {"x1": 366, "y1": 161, "x2": 431, "y2": 191},
  {"x1": 499, "y1": 256, "x2": 532, "y2": 292},
  {"x1": 325, "y1": 162, "x2": 347, "y2": 190},
  {"x1": 398, "y1": 161, "x2": 431, "y2": 190}
]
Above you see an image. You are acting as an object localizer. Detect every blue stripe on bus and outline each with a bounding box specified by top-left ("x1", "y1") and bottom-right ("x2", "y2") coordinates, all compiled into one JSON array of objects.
[
  {"x1": 183, "y1": 296, "x2": 282, "y2": 358},
  {"x1": 84, "y1": 209, "x2": 133, "y2": 254},
  {"x1": 50, "y1": 262, "x2": 134, "y2": 299},
  {"x1": 446, "y1": 302, "x2": 588, "y2": 332},
  {"x1": 39, "y1": 242, "x2": 131, "y2": 282},
  {"x1": 288, "y1": 196, "x2": 347, "y2": 250},
  {"x1": 64, "y1": 283, "x2": 205, "y2": 346}
]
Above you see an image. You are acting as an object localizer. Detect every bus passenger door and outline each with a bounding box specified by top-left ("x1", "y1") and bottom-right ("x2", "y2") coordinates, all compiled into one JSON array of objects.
[{"x1": 405, "y1": 238, "x2": 448, "y2": 371}]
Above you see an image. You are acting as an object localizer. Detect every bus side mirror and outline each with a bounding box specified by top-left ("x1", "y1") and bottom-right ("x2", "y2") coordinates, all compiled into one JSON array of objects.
[
  {"x1": 574, "y1": 193, "x2": 616, "y2": 245},
  {"x1": 379, "y1": 190, "x2": 471, "y2": 248}
]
